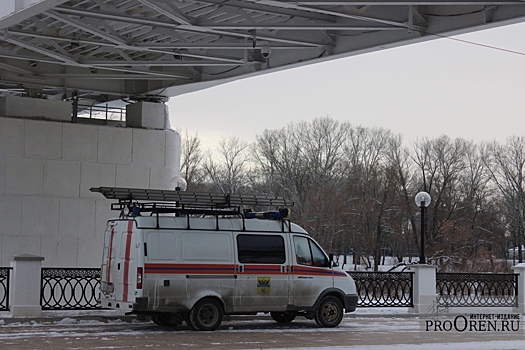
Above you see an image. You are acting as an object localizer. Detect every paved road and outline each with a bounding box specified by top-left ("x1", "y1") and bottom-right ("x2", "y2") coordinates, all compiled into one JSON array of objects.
[{"x1": 1, "y1": 314, "x2": 524, "y2": 350}]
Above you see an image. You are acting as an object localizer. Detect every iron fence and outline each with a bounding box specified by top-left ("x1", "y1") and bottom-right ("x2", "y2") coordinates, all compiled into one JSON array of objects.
[
  {"x1": 436, "y1": 273, "x2": 518, "y2": 307},
  {"x1": 347, "y1": 271, "x2": 414, "y2": 307},
  {"x1": 0, "y1": 267, "x2": 12, "y2": 311},
  {"x1": 41, "y1": 268, "x2": 102, "y2": 310}
]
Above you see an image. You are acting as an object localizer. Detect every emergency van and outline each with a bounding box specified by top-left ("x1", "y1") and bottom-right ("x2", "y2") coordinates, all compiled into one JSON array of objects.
[{"x1": 92, "y1": 187, "x2": 358, "y2": 331}]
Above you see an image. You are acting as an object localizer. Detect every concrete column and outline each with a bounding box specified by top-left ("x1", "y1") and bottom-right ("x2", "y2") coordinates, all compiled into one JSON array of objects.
[
  {"x1": 407, "y1": 264, "x2": 438, "y2": 314},
  {"x1": 9, "y1": 254, "x2": 44, "y2": 317},
  {"x1": 512, "y1": 263, "x2": 525, "y2": 314},
  {"x1": 126, "y1": 101, "x2": 168, "y2": 130}
]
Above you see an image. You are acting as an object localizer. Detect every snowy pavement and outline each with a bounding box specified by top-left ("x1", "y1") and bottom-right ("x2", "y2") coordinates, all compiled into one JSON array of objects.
[{"x1": 0, "y1": 309, "x2": 524, "y2": 350}]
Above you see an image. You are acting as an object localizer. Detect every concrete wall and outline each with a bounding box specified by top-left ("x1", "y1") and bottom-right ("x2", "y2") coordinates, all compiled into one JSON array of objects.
[{"x1": 0, "y1": 116, "x2": 181, "y2": 267}]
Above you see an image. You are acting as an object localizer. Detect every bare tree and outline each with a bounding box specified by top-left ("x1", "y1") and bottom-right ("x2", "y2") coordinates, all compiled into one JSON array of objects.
[
  {"x1": 179, "y1": 130, "x2": 205, "y2": 190},
  {"x1": 202, "y1": 136, "x2": 251, "y2": 194},
  {"x1": 484, "y1": 136, "x2": 525, "y2": 263},
  {"x1": 341, "y1": 127, "x2": 399, "y2": 271}
]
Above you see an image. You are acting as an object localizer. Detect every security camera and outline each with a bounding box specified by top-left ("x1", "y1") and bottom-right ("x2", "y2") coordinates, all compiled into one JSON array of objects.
[{"x1": 261, "y1": 45, "x2": 271, "y2": 59}]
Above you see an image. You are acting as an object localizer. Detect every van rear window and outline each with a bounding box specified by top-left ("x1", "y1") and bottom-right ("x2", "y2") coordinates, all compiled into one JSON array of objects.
[{"x1": 237, "y1": 235, "x2": 285, "y2": 264}]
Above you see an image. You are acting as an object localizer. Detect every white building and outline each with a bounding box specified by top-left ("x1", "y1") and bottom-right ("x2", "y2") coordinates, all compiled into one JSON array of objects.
[{"x1": 0, "y1": 97, "x2": 181, "y2": 267}]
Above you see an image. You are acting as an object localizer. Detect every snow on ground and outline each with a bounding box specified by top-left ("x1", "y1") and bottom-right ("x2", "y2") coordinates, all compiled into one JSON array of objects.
[{"x1": 263, "y1": 342, "x2": 525, "y2": 350}]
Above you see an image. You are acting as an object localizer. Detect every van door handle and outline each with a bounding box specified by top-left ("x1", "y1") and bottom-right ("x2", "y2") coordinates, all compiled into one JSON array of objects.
[
  {"x1": 117, "y1": 263, "x2": 120, "y2": 270},
  {"x1": 238, "y1": 265, "x2": 244, "y2": 273},
  {"x1": 281, "y1": 265, "x2": 286, "y2": 273}
]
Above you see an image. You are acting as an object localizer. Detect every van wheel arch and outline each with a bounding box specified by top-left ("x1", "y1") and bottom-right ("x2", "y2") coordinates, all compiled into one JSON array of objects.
[{"x1": 314, "y1": 289, "x2": 346, "y2": 310}]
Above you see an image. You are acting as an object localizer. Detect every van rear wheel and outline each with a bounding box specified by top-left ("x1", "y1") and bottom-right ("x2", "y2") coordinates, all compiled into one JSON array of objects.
[
  {"x1": 189, "y1": 298, "x2": 223, "y2": 331},
  {"x1": 270, "y1": 312, "x2": 296, "y2": 324},
  {"x1": 314, "y1": 296, "x2": 343, "y2": 328}
]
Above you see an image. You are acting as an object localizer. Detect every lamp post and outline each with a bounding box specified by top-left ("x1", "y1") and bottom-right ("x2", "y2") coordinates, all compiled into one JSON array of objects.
[{"x1": 415, "y1": 191, "x2": 431, "y2": 264}]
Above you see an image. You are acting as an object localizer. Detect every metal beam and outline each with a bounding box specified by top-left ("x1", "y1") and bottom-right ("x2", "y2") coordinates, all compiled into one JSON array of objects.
[
  {"x1": 294, "y1": 1, "x2": 525, "y2": 4},
  {"x1": 53, "y1": 6, "x2": 329, "y2": 47},
  {"x1": 136, "y1": 0, "x2": 193, "y2": 25},
  {"x1": 254, "y1": 0, "x2": 427, "y2": 30},
  {"x1": 45, "y1": 10, "x2": 127, "y2": 45},
  {"x1": 0, "y1": 0, "x2": 69, "y2": 30}
]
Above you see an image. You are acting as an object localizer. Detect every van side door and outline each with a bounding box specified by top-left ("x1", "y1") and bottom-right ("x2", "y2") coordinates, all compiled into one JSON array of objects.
[
  {"x1": 234, "y1": 234, "x2": 290, "y2": 312},
  {"x1": 291, "y1": 235, "x2": 333, "y2": 307}
]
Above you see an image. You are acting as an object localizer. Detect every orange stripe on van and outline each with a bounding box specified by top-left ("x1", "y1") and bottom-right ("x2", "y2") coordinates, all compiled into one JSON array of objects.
[
  {"x1": 122, "y1": 220, "x2": 133, "y2": 302},
  {"x1": 145, "y1": 263, "x2": 235, "y2": 275},
  {"x1": 293, "y1": 266, "x2": 347, "y2": 277}
]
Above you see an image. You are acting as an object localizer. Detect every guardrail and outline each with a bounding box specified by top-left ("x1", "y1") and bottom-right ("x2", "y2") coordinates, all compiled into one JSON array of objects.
[
  {"x1": 41, "y1": 268, "x2": 102, "y2": 310},
  {"x1": 0, "y1": 267, "x2": 12, "y2": 311},
  {"x1": 347, "y1": 271, "x2": 414, "y2": 307},
  {"x1": 436, "y1": 272, "x2": 518, "y2": 307},
  {"x1": 76, "y1": 103, "x2": 126, "y2": 125}
]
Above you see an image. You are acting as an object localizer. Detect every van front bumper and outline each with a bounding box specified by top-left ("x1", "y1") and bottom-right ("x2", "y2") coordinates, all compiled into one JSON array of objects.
[{"x1": 344, "y1": 294, "x2": 358, "y2": 312}]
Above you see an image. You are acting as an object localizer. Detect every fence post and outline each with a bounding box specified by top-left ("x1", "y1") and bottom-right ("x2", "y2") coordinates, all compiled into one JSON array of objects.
[
  {"x1": 9, "y1": 254, "x2": 44, "y2": 317},
  {"x1": 407, "y1": 264, "x2": 437, "y2": 314},
  {"x1": 512, "y1": 263, "x2": 525, "y2": 314}
]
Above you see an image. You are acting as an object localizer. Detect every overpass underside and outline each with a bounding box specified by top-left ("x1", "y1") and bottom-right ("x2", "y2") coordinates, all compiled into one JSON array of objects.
[{"x1": 0, "y1": 0, "x2": 525, "y2": 107}]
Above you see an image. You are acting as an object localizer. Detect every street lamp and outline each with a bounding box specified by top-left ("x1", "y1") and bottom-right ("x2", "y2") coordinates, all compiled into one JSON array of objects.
[{"x1": 415, "y1": 191, "x2": 431, "y2": 264}]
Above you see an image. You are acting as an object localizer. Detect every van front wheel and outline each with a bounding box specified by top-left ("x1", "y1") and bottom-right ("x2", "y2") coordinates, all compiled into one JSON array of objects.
[
  {"x1": 189, "y1": 298, "x2": 223, "y2": 331},
  {"x1": 314, "y1": 296, "x2": 343, "y2": 328}
]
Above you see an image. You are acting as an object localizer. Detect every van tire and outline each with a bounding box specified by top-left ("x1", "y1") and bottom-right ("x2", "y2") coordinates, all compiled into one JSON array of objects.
[
  {"x1": 270, "y1": 312, "x2": 296, "y2": 324},
  {"x1": 189, "y1": 298, "x2": 223, "y2": 331},
  {"x1": 314, "y1": 296, "x2": 343, "y2": 328}
]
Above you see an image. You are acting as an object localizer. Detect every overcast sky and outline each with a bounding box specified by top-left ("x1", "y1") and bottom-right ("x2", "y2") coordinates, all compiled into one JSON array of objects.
[{"x1": 168, "y1": 22, "x2": 525, "y2": 149}]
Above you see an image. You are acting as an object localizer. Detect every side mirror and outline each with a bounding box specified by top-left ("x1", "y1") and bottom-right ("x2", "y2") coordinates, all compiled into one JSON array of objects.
[{"x1": 328, "y1": 253, "x2": 338, "y2": 268}]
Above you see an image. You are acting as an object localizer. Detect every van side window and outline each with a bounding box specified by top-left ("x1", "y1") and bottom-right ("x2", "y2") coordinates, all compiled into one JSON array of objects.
[
  {"x1": 237, "y1": 235, "x2": 285, "y2": 264},
  {"x1": 293, "y1": 236, "x2": 329, "y2": 267}
]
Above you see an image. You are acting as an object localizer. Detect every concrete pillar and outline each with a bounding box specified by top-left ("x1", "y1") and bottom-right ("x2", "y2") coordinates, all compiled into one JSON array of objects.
[
  {"x1": 9, "y1": 254, "x2": 44, "y2": 317},
  {"x1": 512, "y1": 263, "x2": 525, "y2": 314},
  {"x1": 407, "y1": 264, "x2": 438, "y2": 314},
  {"x1": 126, "y1": 101, "x2": 169, "y2": 130}
]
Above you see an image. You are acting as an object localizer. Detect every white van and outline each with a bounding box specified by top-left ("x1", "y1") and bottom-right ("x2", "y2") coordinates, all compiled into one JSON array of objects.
[{"x1": 92, "y1": 187, "x2": 358, "y2": 331}]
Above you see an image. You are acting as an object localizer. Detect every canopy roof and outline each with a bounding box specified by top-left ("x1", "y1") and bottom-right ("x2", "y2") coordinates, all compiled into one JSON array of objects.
[{"x1": 1, "y1": 0, "x2": 525, "y2": 106}]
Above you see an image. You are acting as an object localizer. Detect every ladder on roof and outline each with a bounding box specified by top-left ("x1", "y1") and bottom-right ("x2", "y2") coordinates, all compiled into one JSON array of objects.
[
  {"x1": 90, "y1": 187, "x2": 294, "y2": 232},
  {"x1": 90, "y1": 187, "x2": 294, "y2": 209}
]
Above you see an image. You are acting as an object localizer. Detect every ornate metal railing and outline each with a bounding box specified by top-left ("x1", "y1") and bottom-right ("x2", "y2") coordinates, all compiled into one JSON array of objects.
[
  {"x1": 436, "y1": 273, "x2": 518, "y2": 307},
  {"x1": 0, "y1": 267, "x2": 12, "y2": 311},
  {"x1": 347, "y1": 271, "x2": 414, "y2": 307},
  {"x1": 41, "y1": 268, "x2": 102, "y2": 310}
]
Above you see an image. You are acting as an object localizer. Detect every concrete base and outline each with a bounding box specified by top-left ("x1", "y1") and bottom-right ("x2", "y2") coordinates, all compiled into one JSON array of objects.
[
  {"x1": 408, "y1": 264, "x2": 438, "y2": 314},
  {"x1": 126, "y1": 101, "x2": 167, "y2": 130},
  {"x1": 512, "y1": 263, "x2": 525, "y2": 314},
  {"x1": 0, "y1": 96, "x2": 71, "y2": 122},
  {"x1": 10, "y1": 305, "x2": 42, "y2": 317}
]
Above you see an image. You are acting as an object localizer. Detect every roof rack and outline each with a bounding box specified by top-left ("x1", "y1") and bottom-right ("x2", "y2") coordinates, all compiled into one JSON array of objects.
[{"x1": 90, "y1": 187, "x2": 294, "y2": 209}]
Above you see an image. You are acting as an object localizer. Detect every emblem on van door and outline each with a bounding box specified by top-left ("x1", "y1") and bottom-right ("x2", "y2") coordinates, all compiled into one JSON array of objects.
[{"x1": 257, "y1": 277, "x2": 271, "y2": 295}]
